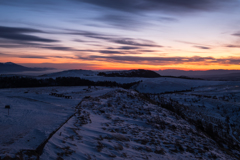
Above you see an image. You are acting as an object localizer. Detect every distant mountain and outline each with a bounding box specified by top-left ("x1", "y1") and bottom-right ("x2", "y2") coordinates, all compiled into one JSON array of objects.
[
  {"x1": 0, "y1": 62, "x2": 54, "y2": 73},
  {"x1": 157, "y1": 69, "x2": 240, "y2": 77},
  {"x1": 157, "y1": 69, "x2": 240, "y2": 81},
  {"x1": 40, "y1": 69, "x2": 98, "y2": 77},
  {"x1": 98, "y1": 69, "x2": 161, "y2": 78},
  {"x1": 198, "y1": 72, "x2": 240, "y2": 81}
]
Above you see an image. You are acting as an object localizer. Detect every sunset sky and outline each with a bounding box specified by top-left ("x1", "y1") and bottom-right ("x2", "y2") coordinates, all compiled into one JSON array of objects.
[{"x1": 0, "y1": 0, "x2": 240, "y2": 70}]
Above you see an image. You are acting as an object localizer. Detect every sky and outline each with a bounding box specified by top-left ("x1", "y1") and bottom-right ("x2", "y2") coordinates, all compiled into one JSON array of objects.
[{"x1": 0, "y1": 0, "x2": 240, "y2": 70}]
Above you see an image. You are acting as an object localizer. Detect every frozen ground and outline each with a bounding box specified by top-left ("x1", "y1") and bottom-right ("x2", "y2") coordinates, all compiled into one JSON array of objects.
[
  {"x1": 154, "y1": 85, "x2": 240, "y2": 138},
  {"x1": 41, "y1": 89, "x2": 237, "y2": 160},
  {"x1": 1, "y1": 74, "x2": 240, "y2": 159},
  {"x1": 146, "y1": 83, "x2": 240, "y2": 157},
  {"x1": 0, "y1": 86, "x2": 115, "y2": 158},
  {"x1": 133, "y1": 78, "x2": 240, "y2": 94}
]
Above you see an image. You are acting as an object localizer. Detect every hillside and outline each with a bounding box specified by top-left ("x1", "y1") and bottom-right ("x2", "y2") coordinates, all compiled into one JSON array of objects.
[
  {"x1": 132, "y1": 77, "x2": 228, "y2": 94},
  {"x1": 40, "y1": 69, "x2": 98, "y2": 78},
  {"x1": 0, "y1": 86, "x2": 116, "y2": 159},
  {"x1": 0, "y1": 79, "x2": 239, "y2": 159},
  {"x1": 41, "y1": 89, "x2": 237, "y2": 159},
  {"x1": 98, "y1": 69, "x2": 161, "y2": 78}
]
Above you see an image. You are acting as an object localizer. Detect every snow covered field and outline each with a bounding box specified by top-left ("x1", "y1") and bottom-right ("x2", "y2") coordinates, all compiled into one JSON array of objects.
[
  {"x1": 1, "y1": 72, "x2": 240, "y2": 159},
  {"x1": 153, "y1": 84, "x2": 240, "y2": 125},
  {"x1": 6, "y1": 69, "x2": 240, "y2": 94},
  {"x1": 133, "y1": 78, "x2": 236, "y2": 93},
  {"x1": 41, "y1": 89, "x2": 237, "y2": 159},
  {"x1": 146, "y1": 83, "x2": 240, "y2": 157},
  {"x1": 41, "y1": 70, "x2": 236, "y2": 93},
  {"x1": 0, "y1": 86, "x2": 115, "y2": 158}
]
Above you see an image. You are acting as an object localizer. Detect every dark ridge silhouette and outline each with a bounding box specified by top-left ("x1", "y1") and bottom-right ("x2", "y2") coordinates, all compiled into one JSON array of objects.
[
  {"x1": 0, "y1": 62, "x2": 54, "y2": 73},
  {"x1": 0, "y1": 76, "x2": 140, "y2": 89},
  {"x1": 98, "y1": 69, "x2": 161, "y2": 78}
]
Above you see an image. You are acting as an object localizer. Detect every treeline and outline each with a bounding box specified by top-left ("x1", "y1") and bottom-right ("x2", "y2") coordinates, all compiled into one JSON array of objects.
[{"x1": 0, "y1": 76, "x2": 140, "y2": 89}]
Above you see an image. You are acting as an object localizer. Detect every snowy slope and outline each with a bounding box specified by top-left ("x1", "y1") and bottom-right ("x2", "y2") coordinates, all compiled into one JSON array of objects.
[
  {"x1": 133, "y1": 77, "x2": 235, "y2": 93},
  {"x1": 41, "y1": 89, "x2": 237, "y2": 160},
  {"x1": 149, "y1": 85, "x2": 240, "y2": 142},
  {"x1": 0, "y1": 86, "x2": 116, "y2": 158}
]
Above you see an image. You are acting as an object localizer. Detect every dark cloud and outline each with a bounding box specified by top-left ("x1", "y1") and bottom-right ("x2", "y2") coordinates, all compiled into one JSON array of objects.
[
  {"x1": 77, "y1": 0, "x2": 235, "y2": 13},
  {"x1": 138, "y1": 50, "x2": 156, "y2": 52},
  {"x1": 74, "y1": 49, "x2": 138, "y2": 55},
  {"x1": 0, "y1": 26, "x2": 58, "y2": 42},
  {"x1": 41, "y1": 46, "x2": 78, "y2": 51},
  {"x1": 0, "y1": 52, "x2": 7, "y2": 56},
  {"x1": 0, "y1": 39, "x2": 80, "y2": 52},
  {"x1": 0, "y1": 40, "x2": 48, "y2": 49},
  {"x1": 68, "y1": 30, "x2": 112, "y2": 40},
  {"x1": 0, "y1": 33, "x2": 57, "y2": 42},
  {"x1": 0, "y1": 26, "x2": 43, "y2": 33},
  {"x1": 158, "y1": 17, "x2": 178, "y2": 22},
  {"x1": 99, "y1": 50, "x2": 124, "y2": 54},
  {"x1": 112, "y1": 38, "x2": 161, "y2": 47},
  {"x1": 75, "y1": 0, "x2": 235, "y2": 30},
  {"x1": 194, "y1": 46, "x2": 211, "y2": 49},
  {"x1": 0, "y1": 52, "x2": 75, "y2": 59},
  {"x1": 226, "y1": 45, "x2": 240, "y2": 48},
  {"x1": 75, "y1": 49, "x2": 98, "y2": 52},
  {"x1": 0, "y1": 27, "x2": 160, "y2": 54},
  {"x1": 0, "y1": 44, "x2": 24, "y2": 48},
  {"x1": 74, "y1": 39, "x2": 98, "y2": 43},
  {"x1": 232, "y1": 32, "x2": 240, "y2": 37},
  {"x1": 176, "y1": 40, "x2": 207, "y2": 46},
  {"x1": 108, "y1": 46, "x2": 140, "y2": 50},
  {"x1": 76, "y1": 55, "x2": 240, "y2": 65},
  {"x1": 77, "y1": 55, "x2": 212, "y2": 64},
  {"x1": 0, "y1": 52, "x2": 50, "y2": 59},
  {"x1": 97, "y1": 14, "x2": 144, "y2": 29},
  {"x1": 18, "y1": 55, "x2": 49, "y2": 59},
  {"x1": 20, "y1": 62, "x2": 101, "y2": 70},
  {"x1": 215, "y1": 58, "x2": 240, "y2": 65},
  {"x1": 176, "y1": 41, "x2": 211, "y2": 50},
  {"x1": 68, "y1": 30, "x2": 161, "y2": 47},
  {"x1": 175, "y1": 40, "x2": 198, "y2": 45},
  {"x1": 74, "y1": 39, "x2": 86, "y2": 42}
]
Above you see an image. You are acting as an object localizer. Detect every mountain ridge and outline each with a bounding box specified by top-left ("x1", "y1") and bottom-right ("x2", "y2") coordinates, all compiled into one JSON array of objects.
[{"x1": 0, "y1": 62, "x2": 54, "y2": 73}]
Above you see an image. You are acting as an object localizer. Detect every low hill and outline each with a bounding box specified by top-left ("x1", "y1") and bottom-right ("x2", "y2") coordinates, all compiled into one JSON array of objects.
[
  {"x1": 40, "y1": 69, "x2": 98, "y2": 78},
  {"x1": 98, "y1": 69, "x2": 161, "y2": 78}
]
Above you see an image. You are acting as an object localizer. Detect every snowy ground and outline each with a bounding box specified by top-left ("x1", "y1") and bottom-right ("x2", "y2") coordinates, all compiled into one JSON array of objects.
[
  {"x1": 133, "y1": 78, "x2": 240, "y2": 94},
  {"x1": 41, "y1": 89, "x2": 236, "y2": 160},
  {"x1": 146, "y1": 84, "x2": 240, "y2": 155},
  {"x1": 0, "y1": 86, "x2": 115, "y2": 158},
  {"x1": 41, "y1": 71, "x2": 237, "y2": 93},
  {"x1": 156, "y1": 85, "x2": 240, "y2": 131},
  {"x1": 1, "y1": 73, "x2": 240, "y2": 159}
]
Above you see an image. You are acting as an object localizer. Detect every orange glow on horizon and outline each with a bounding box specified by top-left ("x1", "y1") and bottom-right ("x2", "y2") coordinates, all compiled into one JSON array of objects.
[{"x1": 1, "y1": 56, "x2": 240, "y2": 71}]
